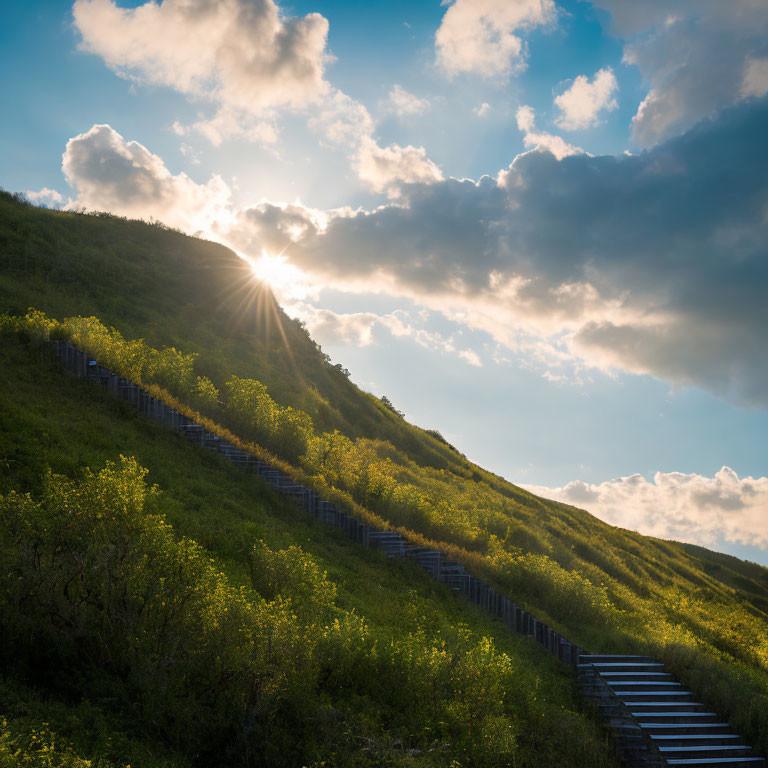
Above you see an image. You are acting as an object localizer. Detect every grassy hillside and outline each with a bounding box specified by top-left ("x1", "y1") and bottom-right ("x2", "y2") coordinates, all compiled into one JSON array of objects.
[
  {"x1": 0, "y1": 190, "x2": 461, "y2": 471},
  {"x1": 0, "y1": 339, "x2": 614, "y2": 768},
  {"x1": 1, "y1": 190, "x2": 767, "y2": 761}
]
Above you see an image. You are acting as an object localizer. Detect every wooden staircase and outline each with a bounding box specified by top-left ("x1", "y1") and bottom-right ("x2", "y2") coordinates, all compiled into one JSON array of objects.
[{"x1": 579, "y1": 655, "x2": 765, "y2": 768}]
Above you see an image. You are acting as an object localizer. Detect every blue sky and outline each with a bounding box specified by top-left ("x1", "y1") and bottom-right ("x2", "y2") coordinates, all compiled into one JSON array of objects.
[{"x1": 2, "y1": 0, "x2": 767, "y2": 564}]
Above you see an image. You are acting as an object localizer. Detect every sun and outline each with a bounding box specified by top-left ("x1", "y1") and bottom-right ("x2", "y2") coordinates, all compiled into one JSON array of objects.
[{"x1": 250, "y1": 249, "x2": 298, "y2": 288}]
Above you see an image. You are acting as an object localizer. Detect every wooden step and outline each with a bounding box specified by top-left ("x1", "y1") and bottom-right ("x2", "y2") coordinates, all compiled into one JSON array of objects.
[
  {"x1": 652, "y1": 734, "x2": 744, "y2": 747},
  {"x1": 640, "y1": 723, "x2": 732, "y2": 735},
  {"x1": 607, "y1": 678, "x2": 681, "y2": 691},
  {"x1": 660, "y1": 746, "x2": 754, "y2": 760},
  {"x1": 629, "y1": 702, "x2": 707, "y2": 713},
  {"x1": 578, "y1": 661, "x2": 665, "y2": 673},
  {"x1": 580, "y1": 654, "x2": 655, "y2": 664},
  {"x1": 620, "y1": 690, "x2": 694, "y2": 702},
  {"x1": 666, "y1": 758, "x2": 764, "y2": 767}
]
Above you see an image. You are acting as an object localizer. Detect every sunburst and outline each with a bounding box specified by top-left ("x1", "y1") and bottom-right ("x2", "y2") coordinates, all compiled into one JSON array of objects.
[{"x1": 250, "y1": 249, "x2": 299, "y2": 288}]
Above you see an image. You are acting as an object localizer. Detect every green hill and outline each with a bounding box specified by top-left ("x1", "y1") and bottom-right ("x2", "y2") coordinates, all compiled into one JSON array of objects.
[{"x1": 1, "y1": 189, "x2": 767, "y2": 765}]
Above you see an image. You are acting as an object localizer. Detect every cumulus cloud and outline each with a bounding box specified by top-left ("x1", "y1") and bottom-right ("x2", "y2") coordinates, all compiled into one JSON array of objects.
[
  {"x1": 62, "y1": 123, "x2": 230, "y2": 233},
  {"x1": 307, "y1": 89, "x2": 442, "y2": 195},
  {"x1": 282, "y1": 98, "x2": 768, "y2": 406},
  {"x1": 25, "y1": 187, "x2": 64, "y2": 208},
  {"x1": 293, "y1": 305, "x2": 467, "y2": 362},
  {"x1": 224, "y1": 201, "x2": 325, "y2": 257},
  {"x1": 435, "y1": 0, "x2": 555, "y2": 78},
  {"x1": 516, "y1": 106, "x2": 583, "y2": 159},
  {"x1": 474, "y1": 102, "x2": 491, "y2": 117},
  {"x1": 589, "y1": 0, "x2": 768, "y2": 145},
  {"x1": 524, "y1": 467, "x2": 768, "y2": 551},
  {"x1": 354, "y1": 137, "x2": 444, "y2": 197},
  {"x1": 72, "y1": 0, "x2": 442, "y2": 195},
  {"x1": 73, "y1": 0, "x2": 329, "y2": 143},
  {"x1": 554, "y1": 67, "x2": 618, "y2": 130},
  {"x1": 380, "y1": 85, "x2": 430, "y2": 117}
]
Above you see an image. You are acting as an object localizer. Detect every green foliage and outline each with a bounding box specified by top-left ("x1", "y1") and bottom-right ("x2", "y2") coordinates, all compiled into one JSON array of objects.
[
  {"x1": 0, "y1": 345, "x2": 616, "y2": 767},
  {"x1": 248, "y1": 540, "x2": 337, "y2": 621},
  {"x1": 0, "y1": 718, "x2": 112, "y2": 768},
  {"x1": 3, "y1": 305, "x2": 768, "y2": 757},
  {"x1": 0, "y1": 453, "x2": 614, "y2": 768},
  {"x1": 0, "y1": 457, "x2": 273, "y2": 751},
  {"x1": 225, "y1": 376, "x2": 313, "y2": 461},
  {"x1": 0, "y1": 677, "x2": 187, "y2": 768},
  {"x1": 1, "y1": 195, "x2": 766, "y2": 762}
]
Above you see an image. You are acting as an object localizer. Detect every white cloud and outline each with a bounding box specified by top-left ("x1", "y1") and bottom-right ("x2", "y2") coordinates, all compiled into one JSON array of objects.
[
  {"x1": 25, "y1": 187, "x2": 64, "y2": 208},
  {"x1": 380, "y1": 85, "x2": 429, "y2": 117},
  {"x1": 458, "y1": 348, "x2": 483, "y2": 367},
  {"x1": 179, "y1": 142, "x2": 201, "y2": 164},
  {"x1": 474, "y1": 102, "x2": 491, "y2": 117},
  {"x1": 62, "y1": 123, "x2": 231, "y2": 233},
  {"x1": 173, "y1": 110, "x2": 278, "y2": 148},
  {"x1": 515, "y1": 105, "x2": 536, "y2": 132},
  {"x1": 293, "y1": 304, "x2": 465, "y2": 361},
  {"x1": 741, "y1": 56, "x2": 768, "y2": 99},
  {"x1": 300, "y1": 307, "x2": 381, "y2": 347},
  {"x1": 524, "y1": 467, "x2": 768, "y2": 551},
  {"x1": 589, "y1": 0, "x2": 768, "y2": 145},
  {"x1": 72, "y1": 0, "x2": 442, "y2": 195},
  {"x1": 307, "y1": 87, "x2": 374, "y2": 147},
  {"x1": 435, "y1": 0, "x2": 556, "y2": 78},
  {"x1": 554, "y1": 67, "x2": 618, "y2": 130},
  {"x1": 306, "y1": 89, "x2": 443, "y2": 195},
  {"x1": 354, "y1": 137, "x2": 444, "y2": 197},
  {"x1": 515, "y1": 105, "x2": 583, "y2": 160},
  {"x1": 73, "y1": 0, "x2": 330, "y2": 125}
]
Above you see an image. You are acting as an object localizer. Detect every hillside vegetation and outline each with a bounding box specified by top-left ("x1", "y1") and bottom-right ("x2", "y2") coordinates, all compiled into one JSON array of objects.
[
  {"x1": 1, "y1": 191, "x2": 767, "y2": 762},
  {"x1": 0, "y1": 337, "x2": 613, "y2": 768}
]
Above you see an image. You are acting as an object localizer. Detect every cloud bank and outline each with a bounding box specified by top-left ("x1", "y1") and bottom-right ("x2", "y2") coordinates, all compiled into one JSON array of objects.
[
  {"x1": 73, "y1": 0, "x2": 441, "y2": 195},
  {"x1": 590, "y1": 0, "x2": 768, "y2": 146},
  {"x1": 59, "y1": 96, "x2": 768, "y2": 407},
  {"x1": 524, "y1": 467, "x2": 768, "y2": 552},
  {"x1": 283, "y1": 98, "x2": 768, "y2": 406}
]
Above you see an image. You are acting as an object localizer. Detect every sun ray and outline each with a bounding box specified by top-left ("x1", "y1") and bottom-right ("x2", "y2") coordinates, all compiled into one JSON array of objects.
[{"x1": 250, "y1": 248, "x2": 300, "y2": 289}]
